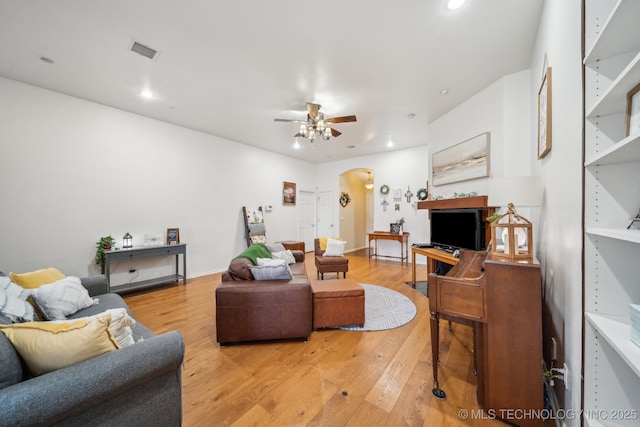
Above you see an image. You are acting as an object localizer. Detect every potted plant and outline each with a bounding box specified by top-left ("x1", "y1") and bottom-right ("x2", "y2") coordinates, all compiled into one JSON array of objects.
[{"x1": 95, "y1": 235, "x2": 116, "y2": 268}]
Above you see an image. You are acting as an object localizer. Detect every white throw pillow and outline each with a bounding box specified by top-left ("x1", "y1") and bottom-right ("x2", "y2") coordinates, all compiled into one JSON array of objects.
[
  {"x1": 31, "y1": 276, "x2": 98, "y2": 320},
  {"x1": 0, "y1": 276, "x2": 35, "y2": 322},
  {"x1": 324, "y1": 238, "x2": 347, "y2": 257},
  {"x1": 53, "y1": 308, "x2": 136, "y2": 348},
  {"x1": 271, "y1": 250, "x2": 296, "y2": 265},
  {"x1": 256, "y1": 257, "x2": 287, "y2": 267}
]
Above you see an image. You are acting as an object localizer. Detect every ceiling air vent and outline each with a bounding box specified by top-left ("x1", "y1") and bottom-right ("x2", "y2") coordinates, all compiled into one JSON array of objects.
[{"x1": 130, "y1": 41, "x2": 158, "y2": 60}]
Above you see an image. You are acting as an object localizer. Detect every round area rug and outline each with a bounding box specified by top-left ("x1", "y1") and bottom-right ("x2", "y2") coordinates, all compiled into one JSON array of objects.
[{"x1": 338, "y1": 284, "x2": 417, "y2": 332}]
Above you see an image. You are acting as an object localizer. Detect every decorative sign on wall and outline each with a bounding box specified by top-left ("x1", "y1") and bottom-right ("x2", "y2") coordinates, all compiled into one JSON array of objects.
[{"x1": 432, "y1": 132, "x2": 490, "y2": 185}]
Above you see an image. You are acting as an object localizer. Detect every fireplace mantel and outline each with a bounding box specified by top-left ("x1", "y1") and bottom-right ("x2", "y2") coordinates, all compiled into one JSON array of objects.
[{"x1": 417, "y1": 195, "x2": 490, "y2": 210}]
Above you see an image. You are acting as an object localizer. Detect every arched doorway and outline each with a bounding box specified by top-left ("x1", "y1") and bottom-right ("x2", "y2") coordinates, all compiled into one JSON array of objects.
[{"x1": 339, "y1": 168, "x2": 374, "y2": 251}]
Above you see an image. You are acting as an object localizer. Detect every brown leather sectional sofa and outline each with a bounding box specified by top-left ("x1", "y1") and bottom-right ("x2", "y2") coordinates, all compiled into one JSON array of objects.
[{"x1": 215, "y1": 248, "x2": 312, "y2": 345}]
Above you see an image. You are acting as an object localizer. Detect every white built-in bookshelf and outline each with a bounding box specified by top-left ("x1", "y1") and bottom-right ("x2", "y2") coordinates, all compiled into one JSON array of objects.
[{"x1": 583, "y1": 0, "x2": 640, "y2": 425}]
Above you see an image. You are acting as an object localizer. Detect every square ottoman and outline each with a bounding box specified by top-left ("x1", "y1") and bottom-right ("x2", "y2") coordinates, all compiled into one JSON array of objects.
[{"x1": 310, "y1": 278, "x2": 365, "y2": 329}]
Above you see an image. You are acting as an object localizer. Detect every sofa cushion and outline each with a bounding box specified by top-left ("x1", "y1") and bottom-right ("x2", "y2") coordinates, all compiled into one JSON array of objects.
[
  {"x1": 227, "y1": 257, "x2": 255, "y2": 280},
  {"x1": 0, "y1": 332, "x2": 23, "y2": 389},
  {"x1": 289, "y1": 262, "x2": 307, "y2": 277},
  {"x1": 0, "y1": 276, "x2": 36, "y2": 322},
  {"x1": 0, "y1": 313, "x2": 119, "y2": 376},
  {"x1": 54, "y1": 308, "x2": 136, "y2": 348},
  {"x1": 30, "y1": 276, "x2": 98, "y2": 320},
  {"x1": 10, "y1": 267, "x2": 66, "y2": 289}
]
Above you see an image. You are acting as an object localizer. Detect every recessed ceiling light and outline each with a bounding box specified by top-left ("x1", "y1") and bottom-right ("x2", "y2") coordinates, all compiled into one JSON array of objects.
[
  {"x1": 140, "y1": 90, "x2": 154, "y2": 100},
  {"x1": 446, "y1": 0, "x2": 467, "y2": 10},
  {"x1": 39, "y1": 56, "x2": 55, "y2": 64},
  {"x1": 440, "y1": 89, "x2": 449, "y2": 95},
  {"x1": 408, "y1": 113, "x2": 416, "y2": 119},
  {"x1": 347, "y1": 145, "x2": 356, "y2": 149}
]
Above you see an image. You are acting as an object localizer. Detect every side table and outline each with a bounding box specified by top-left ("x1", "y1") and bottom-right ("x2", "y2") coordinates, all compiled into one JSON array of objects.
[{"x1": 279, "y1": 240, "x2": 305, "y2": 260}]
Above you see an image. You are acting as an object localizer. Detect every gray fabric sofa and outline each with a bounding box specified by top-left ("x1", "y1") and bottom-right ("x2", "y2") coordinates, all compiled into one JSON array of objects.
[{"x1": 0, "y1": 273, "x2": 185, "y2": 427}]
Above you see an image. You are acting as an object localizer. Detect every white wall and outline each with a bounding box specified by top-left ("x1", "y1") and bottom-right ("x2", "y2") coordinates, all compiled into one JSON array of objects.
[
  {"x1": 429, "y1": 70, "x2": 532, "y2": 198},
  {"x1": 316, "y1": 71, "x2": 532, "y2": 261},
  {"x1": 529, "y1": 0, "x2": 584, "y2": 421},
  {"x1": 316, "y1": 146, "x2": 431, "y2": 257},
  {"x1": 0, "y1": 77, "x2": 315, "y2": 284}
]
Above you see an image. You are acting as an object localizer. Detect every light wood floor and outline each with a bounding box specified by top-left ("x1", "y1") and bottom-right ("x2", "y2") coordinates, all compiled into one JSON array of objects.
[{"x1": 124, "y1": 250, "x2": 507, "y2": 426}]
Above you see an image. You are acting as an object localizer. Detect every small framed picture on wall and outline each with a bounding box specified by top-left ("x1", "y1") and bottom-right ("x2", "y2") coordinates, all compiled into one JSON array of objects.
[
  {"x1": 166, "y1": 228, "x2": 180, "y2": 245},
  {"x1": 283, "y1": 181, "x2": 296, "y2": 206}
]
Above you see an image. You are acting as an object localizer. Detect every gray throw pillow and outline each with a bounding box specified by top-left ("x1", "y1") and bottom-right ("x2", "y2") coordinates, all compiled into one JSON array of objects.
[
  {"x1": 266, "y1": 242, "x2": 286, "y2": 253},
  {"x1": 250, "y1": 264, "x2": 293, "y2": 280}
]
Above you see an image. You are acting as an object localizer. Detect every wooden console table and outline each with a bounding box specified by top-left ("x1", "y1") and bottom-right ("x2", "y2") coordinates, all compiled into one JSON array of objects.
[
  {"x1": 367, "y1": 231, "x2": 409, "y2": 264},
  {"x1": 411, "y1": 246, "x2": 458, "y2": 288},
  {"x1": 103, "y1": 243, "x2": 187, "y2": 293}
]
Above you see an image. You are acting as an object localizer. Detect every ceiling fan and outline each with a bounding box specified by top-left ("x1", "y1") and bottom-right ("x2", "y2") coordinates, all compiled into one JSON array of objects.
[{"x1": 274, "y1": 102, "x2": 357, "y2": 142}]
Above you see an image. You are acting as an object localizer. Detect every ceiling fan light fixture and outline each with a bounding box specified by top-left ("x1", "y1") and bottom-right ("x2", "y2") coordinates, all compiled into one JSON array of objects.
[{"x1": 275, "y1": 102, "x2": 356, "y2": 145}]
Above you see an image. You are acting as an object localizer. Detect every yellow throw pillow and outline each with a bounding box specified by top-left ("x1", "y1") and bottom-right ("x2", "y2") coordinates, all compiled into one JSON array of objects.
[
  {"x1": 0, "y1": 314, "x2": 119, "y2": 376},
  {"x1": 10, "y1": 267, "x2": 66, "y2": 290}
]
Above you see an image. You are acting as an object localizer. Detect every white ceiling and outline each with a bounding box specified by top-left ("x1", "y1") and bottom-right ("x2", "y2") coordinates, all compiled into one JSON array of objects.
[{"x1": 0, "y1": 0, "x2": 543, "y2": 164}]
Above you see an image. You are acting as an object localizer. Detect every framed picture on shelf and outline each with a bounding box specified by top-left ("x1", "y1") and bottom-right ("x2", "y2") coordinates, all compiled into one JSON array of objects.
[
  {"x1": 538, "y1": 67, "x2": 552, "y2": 159},
  {"x1": 625, "y1": 82, "x2": 640, "y2": 137},
  {"x1": 166, "y1": 228, "x2": 180, "y2": 245},
  {"x1": 283, "y1": 181, "x2": 296, "y2": 206}
]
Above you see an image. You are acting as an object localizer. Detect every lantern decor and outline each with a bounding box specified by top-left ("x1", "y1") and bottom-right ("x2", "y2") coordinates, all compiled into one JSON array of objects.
[
  {"x1": 123, "y1": 232, "x2": 133, "y2": 249},
  {"x1": 488, "y1": 176, "x2": 542, "y2": 260},
  {"x1": 490, "y1": 203, "x2": 533, "y2": 259}
]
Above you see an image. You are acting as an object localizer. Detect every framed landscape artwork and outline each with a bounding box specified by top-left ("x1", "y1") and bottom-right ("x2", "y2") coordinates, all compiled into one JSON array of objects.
[
  {"x1": 538, "y1": 67, "x2": 552, "y2": 159},
  {"x1": 432, "y1": 132, "x2": 490, "y2": 186}
]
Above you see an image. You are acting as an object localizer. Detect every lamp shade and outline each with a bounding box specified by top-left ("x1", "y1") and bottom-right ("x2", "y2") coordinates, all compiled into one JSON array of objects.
[
  {"x1": 487, "y1": 176, "x2": 541, "y2": 260},
  {"x1": 488, "y1": 176, "x2": 542, "y2": 208}
]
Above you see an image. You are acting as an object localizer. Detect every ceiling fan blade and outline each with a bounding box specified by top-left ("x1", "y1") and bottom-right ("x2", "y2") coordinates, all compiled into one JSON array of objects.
[
  {"x1": 306, "y1": 102, "x2": 321, "y2": 120},
  {"x1": 329, "y1": 127, "x2": 342, "y2": 137},
  {"x1": 326, "y1": 115, "x2": 357, "y2": 124},
  {"x1": 274, "y1": 118, "x2": 308, "y2": 123}
]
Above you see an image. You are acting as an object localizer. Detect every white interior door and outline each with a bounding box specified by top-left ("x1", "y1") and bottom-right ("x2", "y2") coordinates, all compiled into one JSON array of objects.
[
  {"x1": 298, "y1": 190, "x2": 315, "y2": 252},
  {"x1": 316, "y1": 191, "x2": 335, "y2": 238},
  {"x1": 366, "y1": 192, "x2": 374, "y2": 233}
]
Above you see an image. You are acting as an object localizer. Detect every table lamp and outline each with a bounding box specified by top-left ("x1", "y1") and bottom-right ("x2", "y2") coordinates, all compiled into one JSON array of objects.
[{"x1": 488, "y1": 176, "x2": 542, "y2": 259}]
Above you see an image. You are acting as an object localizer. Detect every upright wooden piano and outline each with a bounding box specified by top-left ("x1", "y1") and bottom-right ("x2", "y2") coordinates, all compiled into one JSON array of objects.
[{"x1": 428, "y1": 248, "x2": 544, "y2": 427}]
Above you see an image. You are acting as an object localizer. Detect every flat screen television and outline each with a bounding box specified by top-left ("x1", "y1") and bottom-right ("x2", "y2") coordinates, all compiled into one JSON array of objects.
[{"x1": 430, "y1": 208, "x2": 485, "y2": 251}]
